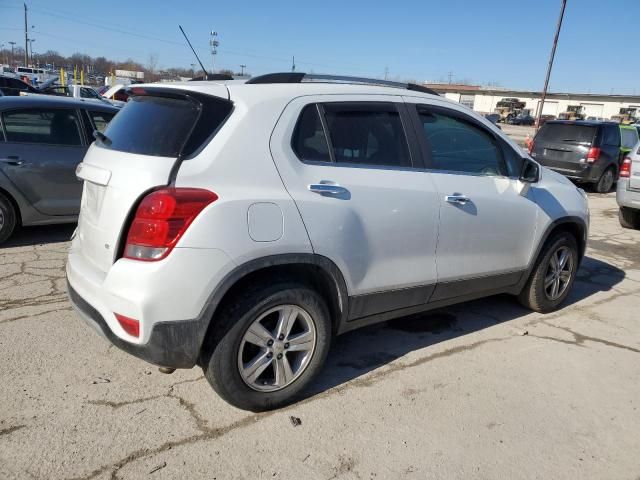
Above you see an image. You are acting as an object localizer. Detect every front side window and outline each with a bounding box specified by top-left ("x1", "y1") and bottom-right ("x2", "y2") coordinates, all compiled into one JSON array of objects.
[
  {"x1": 323, "y1": 103, "x2": 412, "y2": 168},
  {"x1": 417, "y1": 107, "x2": 504, "y2": 175},
  {"x1": 2, "y1": 109, "x2": 83, "y2": 146}
]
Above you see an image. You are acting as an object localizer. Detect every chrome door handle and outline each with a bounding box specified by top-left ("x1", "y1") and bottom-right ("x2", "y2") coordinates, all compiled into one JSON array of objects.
[
  {"x1": 445, "y1": 194, "x2": 471, "y2": 205},
  {"x1": 0, "y1": 156, "x2": 23, "y2": 166},
  {"x1": 308, "y1": 183, "x2": 349, "y2": 195}
]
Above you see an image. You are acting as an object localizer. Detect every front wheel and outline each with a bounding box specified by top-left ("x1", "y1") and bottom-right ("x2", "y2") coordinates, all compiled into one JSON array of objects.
[
  {"x1": 0, "y1": 192, "x2": 17, "y2": 245},
  {"x1": 203, "y1": 283, "x2": 331, "y2": 411},
  {"x1": 518, "y1": 232, "x2": 579, "y2": 313}
]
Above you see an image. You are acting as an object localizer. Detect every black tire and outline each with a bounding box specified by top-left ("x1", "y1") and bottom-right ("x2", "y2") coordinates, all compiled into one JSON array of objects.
[
  {"x1": 203, "y1": 282, "x2": 331, "y2": 411},
  {"x1": 0, "y1": 192, "x2": 18, "y2": 245},
  {"x1": 518, "y1": 232, "x2": 579, "y2": 313},
  {"x1": 594, "y1": 167, "x2": 615, "y2": 193},
  {"x1": 619, "y1": 207, "x2": 640, "y2": 229}
]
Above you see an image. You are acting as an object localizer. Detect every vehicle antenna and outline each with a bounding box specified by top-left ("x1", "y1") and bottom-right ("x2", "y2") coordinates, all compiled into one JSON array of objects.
[{"x1": 179, "y1": 25, "x2": 210, "y2": 79}]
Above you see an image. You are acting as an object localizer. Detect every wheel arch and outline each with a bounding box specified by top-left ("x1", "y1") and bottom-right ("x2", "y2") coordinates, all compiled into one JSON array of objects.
[
  {"x1": 518, "y1": 216, "x2": 588, "y2": 292},
  {"x1": 196, "y1": 254, "x2": 349, "y2": 363}
]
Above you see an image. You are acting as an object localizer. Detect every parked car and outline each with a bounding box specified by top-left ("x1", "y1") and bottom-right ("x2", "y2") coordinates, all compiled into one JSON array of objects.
[
  {"x1": 617, "y1": 140, "x2": 640, "y2": 229},
  {"x1": 507, "y1": 114, "x2": 535, "y2": 126},
  {"x1": 101, "y1": 84, "x2": 130, "y2": 103},
  {"x1": 537, "y1": 114, "x2": 556, "y2": 127},
  {"x1": 530, "y1": 120, "x2": 635, "y2": 193},
  {"x1": 67, "y1": 74, "x2": 589, "y2": 411},
  {"x1": 619, "y1": 124, "x2": 639, "y2": 156},
  {"x1": 0, "y1": 75, "x2": 40, "y2": 96},
  {"x1": 0, "y1": 96, "x2": 119, "y2": 243}
]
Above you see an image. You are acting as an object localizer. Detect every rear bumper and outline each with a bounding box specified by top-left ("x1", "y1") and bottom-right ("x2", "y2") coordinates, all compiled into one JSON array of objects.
[
  {"x1": 545, "y1": 163, "x2": 604, "y2": 183},
  {"x1": 66, "y1": 243, "x2": 236, "y2": 368},
  {"x1": 617, "y1": 179, "x2": 640, "y2": 210},
  {"x1": 68, "y1": 281, "x2": 204, "y2": 368}
]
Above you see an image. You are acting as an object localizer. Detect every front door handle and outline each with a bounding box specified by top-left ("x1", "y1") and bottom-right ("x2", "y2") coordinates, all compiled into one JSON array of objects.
[
  {"x1": 308, "y1": 183, "x2": 349, "y2": 196},
  {"x1": 0, "y1": 156, "x2": 23, "y2": 166},
  {"x1": 445, "y1": 194, "x2": 471, "y2": 205}
]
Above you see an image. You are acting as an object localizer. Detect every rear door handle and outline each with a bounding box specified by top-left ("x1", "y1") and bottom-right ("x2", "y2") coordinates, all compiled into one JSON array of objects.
[
  {"x1": 0, "y1": 156, "x2": 23, "y2": 166},
  {"x1": 445, "y1": 194, "x2": 471, "y2": 205},
  {"x1": 308, "y1": 183, "x2": 349, "y2": 195}
]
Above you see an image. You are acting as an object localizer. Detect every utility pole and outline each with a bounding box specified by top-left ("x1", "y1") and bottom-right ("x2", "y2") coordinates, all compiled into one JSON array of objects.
[
  {"x1": 536, "y1": 0, "x2": 567, "y2": 131},
  {"x1": 384, "y1": 67, "x2": 389, "y2": 80},
  {"x1": 24, "y1": 3, "x2": 29, "y2": 66},
  {"x1": 447, "y1": 71, "x2": 453, "y2": 84},
  {"x1": 9, "y1": 41, "x2": 16, "y2": 66},
  {"x1": 291, "y1": 56, "x2": 296, "y2": 72},
  {"x1": 29, "y1": 39, "x2": 35, "y2": 67},
  {"x1": 239, "y1": 64, "x2": 246, "y2": 76},
  {"x1": 209, "y1": 31, "x2": 218, "y2": 73}
]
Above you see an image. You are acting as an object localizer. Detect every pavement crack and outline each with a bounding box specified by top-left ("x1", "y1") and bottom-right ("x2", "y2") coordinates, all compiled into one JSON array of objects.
[{"x1": 0, "y1": 424, "x2": 26, "y2": 436}]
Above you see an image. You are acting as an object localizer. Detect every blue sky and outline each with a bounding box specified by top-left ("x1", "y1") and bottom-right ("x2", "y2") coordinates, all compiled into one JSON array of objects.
[{"x1": 1, "y1": 0, "x2": 638, "y2": 93}]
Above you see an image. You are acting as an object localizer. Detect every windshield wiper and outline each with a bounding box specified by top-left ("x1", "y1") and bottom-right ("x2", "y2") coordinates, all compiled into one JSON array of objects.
[{"x1": 93, "y1": 130, "x2": 112, "y2": 146}]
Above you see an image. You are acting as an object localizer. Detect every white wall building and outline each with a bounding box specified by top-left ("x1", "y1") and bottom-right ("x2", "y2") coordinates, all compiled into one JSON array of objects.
[{"x1": 426, "y1": 84, "x2": 640, "y2": 120}]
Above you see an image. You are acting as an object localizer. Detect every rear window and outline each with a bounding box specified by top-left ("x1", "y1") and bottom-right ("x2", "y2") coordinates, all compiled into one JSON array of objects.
[
  {"x1": 99, "y1": 92, "x2": 232, "y2": 158},
  {"x1": 536, "y1": 124, "x2": 596, "y2": 145}
]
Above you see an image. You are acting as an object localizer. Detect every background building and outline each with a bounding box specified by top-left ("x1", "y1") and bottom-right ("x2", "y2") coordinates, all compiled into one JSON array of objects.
[{"x1": 425, "y1": 83, "x2": 640, "y2": 120}]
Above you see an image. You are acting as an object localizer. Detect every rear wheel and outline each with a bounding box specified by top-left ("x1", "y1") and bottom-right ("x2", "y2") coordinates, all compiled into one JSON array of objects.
[
  {"x1": 203, "y1": 282, "x2": 331, "y2": 411},
  {"x1": 619, "y1": 207, "x2": 640, "y2": 229},
  {"x1": 0, "y1": 192, "x2": 17, "y2": 245},
  {"x1": 518, "y1": 232, "x2": 579, "y2": 313},
  {"x1": 594, "y1": 167, "x2": 615, "y2": 193}
]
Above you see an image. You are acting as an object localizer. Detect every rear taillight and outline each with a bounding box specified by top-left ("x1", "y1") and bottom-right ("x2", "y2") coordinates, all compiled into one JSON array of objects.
[
  {"x1": 124, "y1": 188, "x2": 218, "y2": 261},
  {"x1": 620, "y1": 157, "x2": 632, "y2": 178},
  {"x1": 115, "y1": 313, "x2": 140, "y2": 337},
  {"x1": 586, "y1": 147, "x2": 601, "y2": 163}
]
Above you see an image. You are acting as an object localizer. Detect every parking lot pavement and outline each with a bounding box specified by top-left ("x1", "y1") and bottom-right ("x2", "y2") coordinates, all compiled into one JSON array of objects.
[
  {"x1": 1, "y1": 193, "x2": 639, "y2": 480},
  {"x1": 500, "y1": 123, "x2": 536, "y2": 146}
]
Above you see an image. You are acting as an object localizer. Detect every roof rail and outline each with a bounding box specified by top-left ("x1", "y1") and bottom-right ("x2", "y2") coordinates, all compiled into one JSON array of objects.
[{"x1": 246, "y1": 72, "x2": 439, "y2": 96}]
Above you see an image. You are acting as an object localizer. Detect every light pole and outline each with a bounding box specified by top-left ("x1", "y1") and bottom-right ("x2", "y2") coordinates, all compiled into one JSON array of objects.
[
  {"x1": 536, "y1": 0, "x2": 567, "y2": 131},
  {"x1": 239, "y1": 64, "x2": 246, "y2": 76},
  {"x1": 190, "y1": 63, "x2": 196, "y2": 77},
  {"x1": 210, "y1": 31, "x2": 218, "y2": 74},
  {"x1": 28, "y1": 38, "x2": 35, "y2": 67},
  {"x1": 9, "y1": 41, "x2": 16, "y2": 66}
]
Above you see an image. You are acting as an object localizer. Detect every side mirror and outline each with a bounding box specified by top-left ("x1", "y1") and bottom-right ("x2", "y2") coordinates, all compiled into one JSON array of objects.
[{"x1": 520, "y1": 158, "x2": 540, "y2": 183}]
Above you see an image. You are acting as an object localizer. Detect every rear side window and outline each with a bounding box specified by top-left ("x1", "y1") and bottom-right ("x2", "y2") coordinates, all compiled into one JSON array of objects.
[
  {"x1": 417, "y1": 107, "x2": 505, "y2": 175},
  {"x1": 99, "y1": 93, "x2": 232, "y2": 158},
  {"x1": 536, "y1": 124, "x2": 596, "y2": 145},
  {"x1": 621, "y1": 128, "x2": 638, "y2": 149},
  {"x1": 292, "y1": 104, "x2": 330, "y2": 162},
  {"x1": 323, "y1": 103, "x2": 412, "y2": 168},
  {"x1": 2, "y1": 109, "x2": 83, "y2": 146},
  {"x1": 602, "y1": 126, "x2": 620, "y2": 146},
  {"x1": 88, "y1": 111, "x2": 115, "y2": 133}
]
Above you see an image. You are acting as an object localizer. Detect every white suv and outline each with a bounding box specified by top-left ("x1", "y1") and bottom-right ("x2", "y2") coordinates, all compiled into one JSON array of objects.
[{"x1": 67, "y1": 73, "x2": 589, "y2": 411}]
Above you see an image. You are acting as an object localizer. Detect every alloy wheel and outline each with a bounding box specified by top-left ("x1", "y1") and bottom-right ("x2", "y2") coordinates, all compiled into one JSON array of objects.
[
  {"x1": 237, "y1": 305, "x2": 316, "y2": 392},
  {"x1": 544, "y1": 246, "x2": 574, "y2": 301}
]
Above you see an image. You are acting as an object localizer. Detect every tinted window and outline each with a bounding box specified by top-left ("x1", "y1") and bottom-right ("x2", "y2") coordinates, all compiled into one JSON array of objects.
[
  {"x1": 81, "y1": 88, "x2": 100, "y2": 99},
  {"x1": 323, "y1": 103, "x2": 411, "y2": 168},
  {"x1": 100, "y1": 93, "x2": 231, "y2": 158},
  {"x1": 536, "y1": 123, "x2": 597, "y2": 146},
  {"x1": 88, "y1": 111, "x2": 116, "y2": 133},
  {"x1": 601, "y1": 126, "x2": 620, "y2": 146},
  {"x1": 2, "y1": 109, "x2": 83, "y2": 146},
  {"x1": 621, "y1": 128, "x2": 638, "y2": 149},
  {"x1": 418, "y1": 108, "x2": 504, "y2": 175},
  {"x1": 292, "y1": 104, "x2": 330, "y2": 162}
]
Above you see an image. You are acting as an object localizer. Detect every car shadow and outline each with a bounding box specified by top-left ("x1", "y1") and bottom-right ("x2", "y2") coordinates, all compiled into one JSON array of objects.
[
  {"x1": 305, "y1": 256, "x2": 624, "y2": 398},
  {"x1": 3, "y1": 224, "x2": 75, "y2": 248}
]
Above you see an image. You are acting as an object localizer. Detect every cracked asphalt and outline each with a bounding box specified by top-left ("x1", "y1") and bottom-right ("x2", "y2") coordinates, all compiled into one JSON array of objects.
[{"x1": 1, "y1": 193, "x2": 640, "y2": 480}]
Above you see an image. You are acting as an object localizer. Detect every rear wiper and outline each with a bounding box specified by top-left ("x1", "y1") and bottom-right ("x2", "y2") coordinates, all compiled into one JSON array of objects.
[{"x1": 93, "y1": 130, "x2": 112, "y2": 146}]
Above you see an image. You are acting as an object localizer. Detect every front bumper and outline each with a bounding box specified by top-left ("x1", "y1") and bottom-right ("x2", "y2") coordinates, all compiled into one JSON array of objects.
[{"x1": 68, "y1": 281, "x2": 205, "y2": 368}]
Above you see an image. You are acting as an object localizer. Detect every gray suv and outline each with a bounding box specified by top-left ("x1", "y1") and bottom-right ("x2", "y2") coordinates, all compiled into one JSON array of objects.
[{"x1": 0, "y1": 96, "x2": 118, "y2": 243}]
